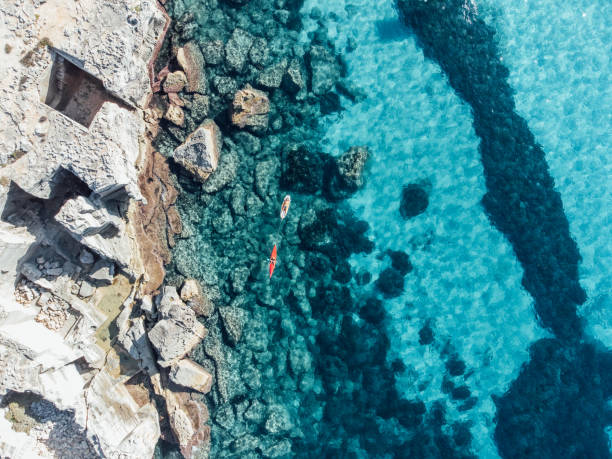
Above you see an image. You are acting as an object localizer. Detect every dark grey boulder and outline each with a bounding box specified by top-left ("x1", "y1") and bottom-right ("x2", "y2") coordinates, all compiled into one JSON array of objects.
[{"x1": 225, "y1": 28, "x2": 254, "y2": 73}]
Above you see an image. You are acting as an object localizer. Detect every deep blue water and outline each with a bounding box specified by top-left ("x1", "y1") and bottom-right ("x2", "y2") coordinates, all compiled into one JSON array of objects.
[{"x1": 159, "y1": 0, "x2": 612, "y2": 456}]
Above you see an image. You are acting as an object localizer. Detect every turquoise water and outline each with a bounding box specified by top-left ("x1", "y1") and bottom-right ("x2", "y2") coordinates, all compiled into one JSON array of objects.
[
  {"x1": 300, "y1": 1, "x2": 546, "y2": 455},
  {"x1": 157, "y1": 0, "x2": 612, "y2": 456},
  {"x1": 475, "y1": 0, "x2": 612, "y2": 346}
]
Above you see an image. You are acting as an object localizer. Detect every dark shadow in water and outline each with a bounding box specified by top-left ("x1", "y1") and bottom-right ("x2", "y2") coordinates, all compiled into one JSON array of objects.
[
  {"x1": 396, "y1": 0, "x2": 612, "y2": 457},
  {"x1": 375, "y1": 18, "x2": 412, "y2": 42},
  {"x1": 397, "y1": 0, "x2": 584, "y2": 341}
]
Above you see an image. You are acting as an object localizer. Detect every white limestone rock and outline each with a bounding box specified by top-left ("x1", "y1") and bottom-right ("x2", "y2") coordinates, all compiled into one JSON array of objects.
[
  {"x1": 170, "y1": 358, "x2": 213, "y2": 394},
  {"x1": 54, "y1": 196, "x2": 133, "y2": 268},
  {"x1": 149, "y1": 288, "x2": 207, "y2": 367}
]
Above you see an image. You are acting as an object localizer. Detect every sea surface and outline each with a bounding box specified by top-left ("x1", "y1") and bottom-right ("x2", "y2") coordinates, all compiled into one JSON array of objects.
[{"x1": 159, "y1": 0, "x2": 612, "y2": 457}]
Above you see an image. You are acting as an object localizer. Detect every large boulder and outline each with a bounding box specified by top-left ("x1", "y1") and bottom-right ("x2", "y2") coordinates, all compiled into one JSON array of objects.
[
  {"x1": 54, "y1": 196, "x2": 132, "y2": 268},
  {"x1": 326, "y1": 145, "x2": 370, "y2": 200},
  {"x1": 169, "y1": 358, "x2": 213, "y2": 393},
  {"x1": 173, "y1": 119, "x2": 222, "y2": 182},
  {"x1": 164, "y1": 104, "x2": 185, "y2": 126},
  {"x1": 148, "y1": 287, "x2": 207, "y2": 367},
  {"x1": 164, "y1": 389, "x2": 211, "y2": 458},
  {"x1": 177, "y1": 42, "x2": 208, "y2": 94},
  {"x1": 180, "y1": 278, "x2": 214, "y2": 317},
  {"x1": 231, "y1": 85, "x2": 270, "y2": 133}
]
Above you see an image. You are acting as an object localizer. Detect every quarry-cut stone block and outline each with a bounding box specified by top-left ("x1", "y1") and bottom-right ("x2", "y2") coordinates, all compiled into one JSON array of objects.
[{"x1": 169, "y1": 358, "x2": 213, "y2": 393}]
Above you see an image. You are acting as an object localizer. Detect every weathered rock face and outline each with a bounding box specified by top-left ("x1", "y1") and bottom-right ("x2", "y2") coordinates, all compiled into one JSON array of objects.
[
  {"x1": 163, "y1": 70, "x2": 188, "y2": 93},
  {"x1": 54, "y1": 196, "x2": 133, "y2": 269},
  {"x1": 173, "y1": 119, "x2": 222, "y2": 182},
  {"x1": 181, "y1": 278, "x2": 215, "y2": 317},
  {"x1": 134, "y1": 151, "x2": 181, "y2": 294},
  {"x1": 164, "y1": 388, "x2": 211, "y2": 459},
  {"x1": 177, "y1": 42, "x2": 208, "y2": 94},
  {"x1": 170, "y1": 358, "x2": 213, "y2": 393},
  {"x1": 164, "y1": 104, "x2": 185, "y2": 126},
  {"x1": 231, "y1": 85, "x2": 270, "y2": 132},
  {"x1": 148, "y1": 287, "x2": 208, "y2": 367}
]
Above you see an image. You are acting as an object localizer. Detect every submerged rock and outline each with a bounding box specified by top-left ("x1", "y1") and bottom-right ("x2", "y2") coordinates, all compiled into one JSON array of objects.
[
  {"x1": 399, "y1": 183, "x2": 429, "y2": 219},
  {"x1": 173, "y1": 119, "x2": 222, "y2": 182},
  {"x1": 256, "y1": 59, "x2": 288, "y2": 89},
  {"x1": 418, "y1": 322, "x2": 435, "y2": 345},
  {"x1": 170, "y1": 358, "x2": 213, "y2": 393},
  {"x1": 336, "y1": 146, "x2": 369, "y2": 192},
  {"x1": 201, "y1": 40, "x2": 224, "y2": 66},
  {"x1": 307, "y1": 45, "x2": 342, "y2": 95},
  {"x1": 283, "y1": 59, "x2": 305, "y2": 93},
  {"x1": 218, "y1": 306, "x2": 247, "y2": 346},
  {"x1": 225, "y1": 28, "x2": 253, "y2": 74},
  {"x1": 265, "y1": 405, "x2": 293, "y2": 435},
  {"x1": 327, "y1": 145, "x2": 370, "y2": 199},
  {"x1": 280, "y1": 145, "x2": 329, "y2": 193},
  {"x1": 387, "y1": 250, "x2": 412, "y2": 276},
  {"x1": 231, "y1": 85, "x2": 270, "y2": 132},
  {"x1": 375, "y1": 267, "x2": 404, "y2": 298}
]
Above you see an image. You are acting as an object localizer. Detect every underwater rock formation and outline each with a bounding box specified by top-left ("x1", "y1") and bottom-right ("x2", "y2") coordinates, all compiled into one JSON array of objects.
[
  {"x1": 397, "y1": 0, "x2": 611, "y2": 457},
  {"x1": 397, "y1": 0, "x2": 585, "y2": 338},
  {"x1": 399, "y1": 183, "x2": 429, "y2": 219},
  {"x1": 231, "y1": 85, "x2": 270, "y2": 132}
]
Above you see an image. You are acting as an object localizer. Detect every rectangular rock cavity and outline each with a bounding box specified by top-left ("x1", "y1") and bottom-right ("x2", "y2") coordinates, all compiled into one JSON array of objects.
[{"x1": 39, "y1": 49, "x2": 112, "y2": 128}]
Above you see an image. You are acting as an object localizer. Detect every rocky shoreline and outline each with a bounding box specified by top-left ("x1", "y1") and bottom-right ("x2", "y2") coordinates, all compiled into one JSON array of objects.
[{"x1": 0, "y1": 0, "x2": 219, "y2": 457}]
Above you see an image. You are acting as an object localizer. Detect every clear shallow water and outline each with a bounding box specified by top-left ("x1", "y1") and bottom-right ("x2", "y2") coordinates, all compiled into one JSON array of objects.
[
  {"x1": 474, "y1": 0, "x2": 612, "y2": 346},
  {"x1": 301, "y1": 0, "x2": 547, "y2": 455},
  {"x1": 159, "y1": 0, "x2": 612, "y2": 456}
]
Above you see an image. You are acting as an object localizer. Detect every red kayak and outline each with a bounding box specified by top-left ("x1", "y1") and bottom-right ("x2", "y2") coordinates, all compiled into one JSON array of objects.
[{"x1": 268, "y1": 244, "x2": 277, "y2": 278}]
